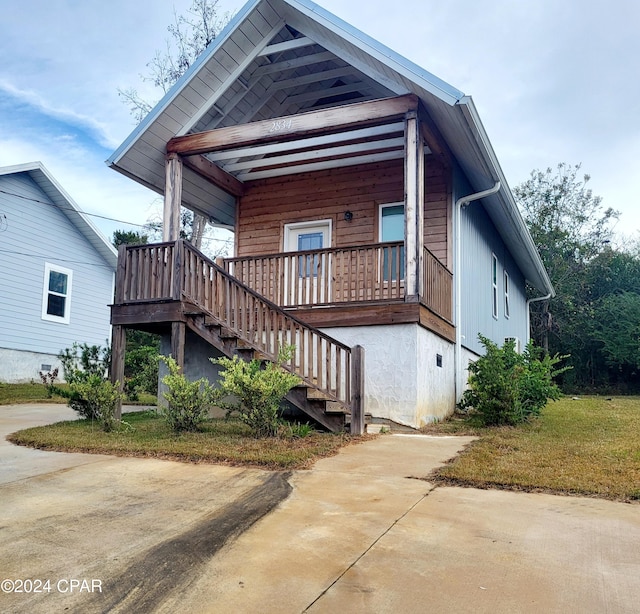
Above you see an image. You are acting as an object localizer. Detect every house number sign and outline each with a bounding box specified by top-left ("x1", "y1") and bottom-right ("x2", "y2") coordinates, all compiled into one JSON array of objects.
[{"x1": 269, "y1": 118, "x2": 294, "y2": 133}]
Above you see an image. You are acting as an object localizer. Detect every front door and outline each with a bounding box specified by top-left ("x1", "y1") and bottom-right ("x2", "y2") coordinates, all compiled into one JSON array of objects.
[{"x1": 284, "y1": 220, "x2": 332, "y2": 305}]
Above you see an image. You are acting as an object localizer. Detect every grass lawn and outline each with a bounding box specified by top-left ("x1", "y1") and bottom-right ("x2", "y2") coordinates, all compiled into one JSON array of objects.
[
  {"x1": 0, "y1": 382, "x2": 68, "y2": 404},
  {"x1": 427, "y1": 396, "x2": 640, "y2": 503},
  {"x1": 7, "y1": 410, "x2": 364, "y2": 470},
  {"x1": 0, "y1": 383, "x2": 156, "y2": 406}
]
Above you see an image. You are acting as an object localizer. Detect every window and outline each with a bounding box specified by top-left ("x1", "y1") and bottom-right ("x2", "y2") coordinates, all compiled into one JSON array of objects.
[
  {"x1": 504, "y1": 270, "x2": 510, "y2": 319},
  {"x1": 42, "y1": 263, "x2": 72, "y2": 323},
  {"x1": 379, "y1": 203, "x2": 405, "y2": 281},
  {"x1": 491, "y1": 254, "x2": 498, "y2": 319}
]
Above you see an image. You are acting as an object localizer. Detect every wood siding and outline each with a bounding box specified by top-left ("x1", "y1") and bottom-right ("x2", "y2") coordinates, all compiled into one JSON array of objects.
[
  {"x1": 0, "y1": 173, "x2": 115, "y2": 357},
  {"x1": 236, "y1": 157, "x2": 450, "y2": 268}
]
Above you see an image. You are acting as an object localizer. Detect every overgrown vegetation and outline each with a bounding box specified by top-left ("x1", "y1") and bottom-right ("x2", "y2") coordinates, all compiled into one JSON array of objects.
[
  {"x1": 213, "y1": 346, "x2": 301, "y2": 437},
  {"x1": 459, "y1": 336, "x2": 567, "y2": 426},
  {"x1": 159, "y1": 356, "x2": 219, "y2": 432},
  {"x1": 8, "y1": 410, "x2": 356, "y2": 470},
  {"x1": 516, "y1": 163, "x2": 640, "y2": 393},
  {"x1": 429, "y1": 396, "x2": 640, "y2": 502}
]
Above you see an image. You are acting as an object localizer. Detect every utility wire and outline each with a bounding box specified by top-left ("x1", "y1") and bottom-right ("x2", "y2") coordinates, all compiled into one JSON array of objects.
[
  {"x1": 0, "y1": 188, "x2": 147, "y2": 228},
  {"x1": 0, "y1": 247, "x2": 114, "y2": 269}
]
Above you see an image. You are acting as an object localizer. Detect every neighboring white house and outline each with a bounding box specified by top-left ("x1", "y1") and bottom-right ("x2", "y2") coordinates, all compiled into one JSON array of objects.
[{"x1": 0, "y1": 162, "x2": 117, "y2": 383}]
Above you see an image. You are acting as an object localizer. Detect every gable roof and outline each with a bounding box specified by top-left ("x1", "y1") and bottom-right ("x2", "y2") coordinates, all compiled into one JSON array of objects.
[
  {"x1": 107, "y1": 0, "x2": 552, "y2": 295},
  {"x1": 0, "y1": 162, "x2": 117, "y2": 270}
]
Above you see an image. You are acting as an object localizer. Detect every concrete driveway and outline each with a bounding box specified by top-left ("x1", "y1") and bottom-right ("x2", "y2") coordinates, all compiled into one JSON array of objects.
[{"x1": 1, "y1": 404, "x2": 638, "y2": 613}]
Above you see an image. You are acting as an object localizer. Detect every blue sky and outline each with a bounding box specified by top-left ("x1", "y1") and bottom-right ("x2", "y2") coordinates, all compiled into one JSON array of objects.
[{"x1": 1, "y1": 0, "x2": 639, "y2": 243}]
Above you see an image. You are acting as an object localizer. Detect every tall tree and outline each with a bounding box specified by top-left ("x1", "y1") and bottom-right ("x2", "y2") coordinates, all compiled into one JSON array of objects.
[
  {"x1": 118, "y1": 0, "x2": 232, "y2": 250},
  {"x1": 515, "y1": 163, "x2": 619, "y2": 355}
]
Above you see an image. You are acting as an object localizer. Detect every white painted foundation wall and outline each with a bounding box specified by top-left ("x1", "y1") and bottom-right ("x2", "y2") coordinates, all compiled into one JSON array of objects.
[
  {"x1": 320, "y1": 323, "x2": 455, "y2": 428},
  {"x1": 0, "y1": 348, "x2": 64, "y2": 383}
]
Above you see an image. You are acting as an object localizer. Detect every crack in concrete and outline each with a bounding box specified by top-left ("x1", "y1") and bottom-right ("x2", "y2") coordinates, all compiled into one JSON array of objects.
[
  {"x1": 303, "y1": 484, "x2": 438, "y2": 612},
  {"x1": 81, "y1": 471, "x2": 292, "y2": 614}
]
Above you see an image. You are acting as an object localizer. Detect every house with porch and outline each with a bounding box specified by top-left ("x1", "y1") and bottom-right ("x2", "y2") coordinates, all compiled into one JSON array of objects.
[{"x1": 107, "y1": 0, "x2": 553, "y2": 433}]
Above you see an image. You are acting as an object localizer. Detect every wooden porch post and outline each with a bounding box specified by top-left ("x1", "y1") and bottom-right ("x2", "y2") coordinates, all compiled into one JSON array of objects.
[
  {"x1": 171, "y1": 322, "x2": 186, "y2": 369},
  {"x1": 163, "y1": 153, "x2": 183, "y2": 242},
  {"x1": 110, "y1": 324, "x2": 126, "y2": 421},
  {"x1": 350, "y1": 345, "x2": 365, "y2": 435},
  {"x1": 404, "y1": 111, "x2": 425, "y2": 299}
]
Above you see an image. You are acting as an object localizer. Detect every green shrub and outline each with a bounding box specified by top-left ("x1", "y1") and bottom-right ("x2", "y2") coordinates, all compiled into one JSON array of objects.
[
  {"x1": 213, "y1": 346, "x2": 300, "y2": 437},
  {"x1": 159, "y1": 356, "x2": 219, "y2": 432},
  {"x1": 66, "y1": 374, "x2": 123, "y2": 432},
  {"x1": 124, "y1": 345, "x2": 159, "y2": 399},
  {"x1": 459, "y1": 336, "x2": 567, "y2": 426},
  {"x1": 58, "y1": 342, "x2": 111, "y2": 384}
]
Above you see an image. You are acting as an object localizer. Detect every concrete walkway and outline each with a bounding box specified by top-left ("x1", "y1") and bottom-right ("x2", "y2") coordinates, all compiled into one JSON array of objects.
[{"x1": 1, "y1": 405, "x2": 638, "y2": 613}]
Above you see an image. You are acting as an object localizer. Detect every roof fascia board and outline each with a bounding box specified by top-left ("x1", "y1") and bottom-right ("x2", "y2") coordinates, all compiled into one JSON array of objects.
[
  {"x1": 280, "y1": 0, "x2": 465, "y2": 106},
  {"x1": 456, "y1": 97, "x2": 554, "y2": 295},
  {"x1": 107, "y1": 0, "x2": 264, "y2": 168}
]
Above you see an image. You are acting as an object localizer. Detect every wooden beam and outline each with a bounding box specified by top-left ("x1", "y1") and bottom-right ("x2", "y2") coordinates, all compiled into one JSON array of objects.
[
  {"x1": 167, "y1": 94, "x2": 419, "y2": 156},
  {"x1": 183, "y1": 154, "x2": 244, "y2": 197},
  {"x1": 350, "y1": 345, "x2": 365, "y2": 436},
  {"x1": 110, "y1": 325, "x2": 126, "y2": 421},
  {"x1": 404, "y1": 111, "x2": 424, "y2": 298},
  {"x1": 163, "y1": 154, "x2": 183, "y2": 242},
  {"x1": 171, "y1": 322, "x2": 186, "y2": 369},
  {"x1": 258, "y1": 37, "x2": 315, "y2": 56},
  {"x1": 418, "y1": 104, "x2": 453, "y2": 168}
]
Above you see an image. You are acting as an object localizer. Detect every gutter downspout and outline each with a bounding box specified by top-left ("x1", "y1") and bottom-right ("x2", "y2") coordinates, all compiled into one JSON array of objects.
[
  {"x1": 455, "y1": 181, "x2": 501, "y2": 403},
  {"x1": 526, "y1": 293, "x2": 552, "y2": 345}
]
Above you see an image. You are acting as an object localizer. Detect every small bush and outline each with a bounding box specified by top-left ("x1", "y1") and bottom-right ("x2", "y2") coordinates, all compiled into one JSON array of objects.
[
  {"x1": 66, "y1": 374, "x2": 123, "y2": 432},
  {"x1": 459, "y1": 336, "x2": 567, "y2": 426},
  {"x1": 58, "y1": 342, "x2": 111, "y2": 384},
  {"x1": 160, "y1": 356, "x2": 219, "y2": 432},
  {"x1": 124, "y1": 346, "x2": 159, "y2": 399},
  {"x1": 213, "y1": 346, "x2": 300, "y2": 437}
]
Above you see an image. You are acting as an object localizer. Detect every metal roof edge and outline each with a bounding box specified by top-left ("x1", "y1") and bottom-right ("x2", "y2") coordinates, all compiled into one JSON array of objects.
[
  {"x1": 283, "y1": 0, "x2": 465, "y2": 106},
  {"x1": 455, "y1": 97, "x2": 554, "y2": 296},
  {"x1": 107, "y1": 0, "x2": 263, "y2": 168},
  {"x1": 0, "y1": 161, "x2": 117, "y2": 270}
]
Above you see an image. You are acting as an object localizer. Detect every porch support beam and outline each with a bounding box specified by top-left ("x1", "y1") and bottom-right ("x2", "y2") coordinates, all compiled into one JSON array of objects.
[
  {"x1": 171, "y1": 322, "x2": 186, "y2": 369},
  {"x1": 404, "y1": 110, "x2": 424, "y2": 298},
  {"x1": 167, "y1": 94, "x2": 419, "y2": 156},
  {"x1": 183, "y1": 154, "x2": 245, "y2": 197},
  {"x1": 163, "y1": 153, "x2": 183, "y2": 242},
  {"x1": 110, "y1": 324, "x2": 126, "y2": 421}
]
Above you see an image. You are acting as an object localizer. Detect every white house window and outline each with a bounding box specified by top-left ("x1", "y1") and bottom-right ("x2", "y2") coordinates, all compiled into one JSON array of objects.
[
  {"x1": 504, "y1": 270, "x2": 510, "y2": 319},
  {"x1": 491, "y1": 254, "x2": 498, "y2": 319},
  {"x1": 42, "y1": 263, "x2": 72, "y2": 324}
]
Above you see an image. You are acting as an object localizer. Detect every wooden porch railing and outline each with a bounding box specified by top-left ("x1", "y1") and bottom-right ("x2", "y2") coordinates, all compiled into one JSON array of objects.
[
  {"x1": 223, "y1": 242, "x2": 406, "y2": 306},
  {"x1": 223, "y1": 242, "x2": 453, "y2": 322},
  {"x1": 421, "y1": 246, "x2": 453, "y2": 322},
  {"x1": 115, "y1": 241, "x2": 359, "y2": 412}
]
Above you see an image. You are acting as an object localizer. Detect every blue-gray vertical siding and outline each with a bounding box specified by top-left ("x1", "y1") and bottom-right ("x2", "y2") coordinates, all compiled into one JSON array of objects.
[
  {"x1": 0, "y1": 173, "x2": 115, "y2": 356},
  {"x1": 455, "y1": 174, "x2": 529, "y2": 355}
]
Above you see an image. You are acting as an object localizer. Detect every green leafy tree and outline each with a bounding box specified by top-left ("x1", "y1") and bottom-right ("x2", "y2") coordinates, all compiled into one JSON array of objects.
[
  {"x1": 112, "y1": 230, "x2": 149, "y2": 247},
  {"x1": 515, "y1": 163, "x2": 619, "y2": 356}
]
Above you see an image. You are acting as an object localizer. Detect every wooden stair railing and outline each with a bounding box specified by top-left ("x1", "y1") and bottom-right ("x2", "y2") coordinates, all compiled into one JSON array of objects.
[{"x1": 115, "y1": 240, "x2": 364, "y2": 433}]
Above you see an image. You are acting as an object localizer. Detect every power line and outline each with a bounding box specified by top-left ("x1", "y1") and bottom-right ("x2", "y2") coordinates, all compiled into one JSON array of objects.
[{"x1": 0, "y1": 188, "x2": 147, "y2": 228}]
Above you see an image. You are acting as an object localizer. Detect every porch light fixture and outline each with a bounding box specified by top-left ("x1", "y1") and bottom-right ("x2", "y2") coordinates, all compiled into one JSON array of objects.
[{"x1": 344, "y1": 211, "x2": 353, "y2": 221}]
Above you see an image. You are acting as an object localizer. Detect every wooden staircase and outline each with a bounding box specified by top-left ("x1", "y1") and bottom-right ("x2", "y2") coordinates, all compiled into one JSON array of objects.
[{"x1": 111, "y1": 240, "x2": 364, "y2": 433}]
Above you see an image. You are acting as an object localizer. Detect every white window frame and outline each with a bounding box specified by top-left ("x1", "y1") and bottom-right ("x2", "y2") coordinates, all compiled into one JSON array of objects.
[
  {"x1": 491, "y1": 253, "x2": 498, "y2": 320},
  {"x1": 378, "y1": 202, "x2": 405, "y2": 282},
  {"x1": 42, "y1": 263, "x2": 73, "y2": 324},
  {"x1": 283, "y1": 219, "x2": 332, "y2": 252},
  {"x1": 504, "y1": 269, "x2": 510, "y2": 319}
]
